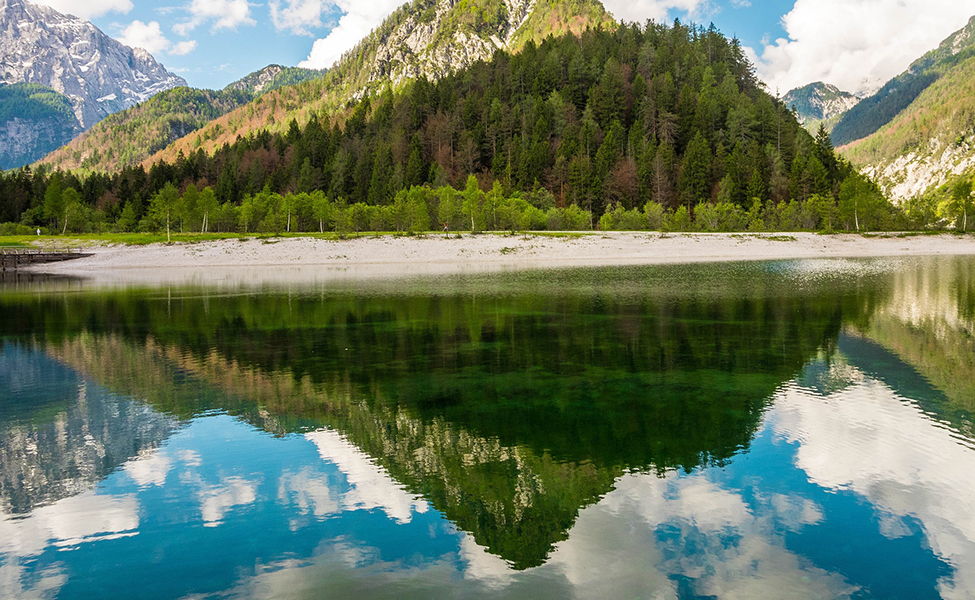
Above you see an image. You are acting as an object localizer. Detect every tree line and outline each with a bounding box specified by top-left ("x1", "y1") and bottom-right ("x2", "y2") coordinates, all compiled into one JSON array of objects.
[{"x1": 0, "y1": 20, "x2": 922, "y2": 234}]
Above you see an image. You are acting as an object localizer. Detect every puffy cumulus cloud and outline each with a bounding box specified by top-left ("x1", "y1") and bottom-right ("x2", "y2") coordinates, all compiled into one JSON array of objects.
[
  {"x1": 305, "y1": 429, "x2": 428, "y2": 523},
  {"x1": 125, "y1": 448, "x2": 174, "y2": 488},
  {"x1": 298, "y1": 0, "x2": 406, "y2": 70},
  {"x1": 117, "y1": 20, "x2": 171, "y2": 55},
  {"x1": 543, "y1": 471, "x2": 853, "y2": 599},
  {"x1": 170, "y1": 40, "x2": 198, "y2": 55},
  {"x1": 752, "y1": 0, "x2": 974, "y2": 95},
  {"x1": 772, "y1": 373, "x2": 975, "y2": 598},
  {"x1": 0, "y1": 492, "x2": 139, "y2": 558},
  {"x1": 600, "y1": 0, "x2": 708, "y2": 25},
  {"x1": 277, "y1": 467, "x2": 340, "y2": 520},
  {"x1": 117, "y1": 20, "x2": 198, "y2": 57},
  {"x1": 270, "y1": 0, "x2": 328, "y2": 36},
  {"x1": 174, "y1": 0, "x2": 256, "y2": 36},
  {"x1": 197, "y1": 476, "x2": 259, "y2": 526},
  {"x1": 33, "y1": 0, "x2": 132, "y2": 19}
]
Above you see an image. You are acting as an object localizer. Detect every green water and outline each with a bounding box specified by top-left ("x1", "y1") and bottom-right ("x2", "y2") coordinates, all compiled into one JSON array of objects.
[{"x1": 1, "y1": 257, "x2": 974, "y2": 598}]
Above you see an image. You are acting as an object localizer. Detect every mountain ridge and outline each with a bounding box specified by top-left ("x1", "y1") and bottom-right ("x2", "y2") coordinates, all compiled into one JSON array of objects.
[
  {"x1": 831, "y1": 14, "x2": 975, "y2": 148},
  {"x1": 224, "y1": 64, "x2": 326, "y2": 95},
  {"x1": 141, "y1": 0, "x2": 614, "y2": 168},
  {"x1": 840, "y1": 15, "x2": 975, "y2": 201},
  {"x1": 0, "y1": 0, "x2": 185, "y2": 169},
  {"x1": 0, "y1": 0, "x2": 185, "y2": 128},
  {"x1": 38, "y1": 65, "x2": 328, "y2": 173},
  {"x1": 782, "y1": 82, "x2": 859, "y2": 133}
]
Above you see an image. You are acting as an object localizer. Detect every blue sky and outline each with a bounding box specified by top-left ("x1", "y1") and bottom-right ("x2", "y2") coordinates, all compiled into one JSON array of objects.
[{"x1": 34, "y1": 0, "x2": 975, "y2": 95}]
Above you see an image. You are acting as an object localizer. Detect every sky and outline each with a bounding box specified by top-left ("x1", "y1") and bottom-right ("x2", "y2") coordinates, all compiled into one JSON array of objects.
[{"x1": 33, "y1": 0, "x2": 975, "y2": 96}]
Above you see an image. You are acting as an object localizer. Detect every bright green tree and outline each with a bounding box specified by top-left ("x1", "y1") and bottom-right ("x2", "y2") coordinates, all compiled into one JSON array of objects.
[
  {"x1": 150, "y1": 182, "x2": 180, "y2": 242},
  {"x1": 946, "y1": 177, "x2": 974, "y2": 232},
  {"x1": 462, "y1": 175, "x2": 484, "y2": 232},
  {"x1": 198, "y1": 187, "x2": 218, "y2": 233},
  {"x1": 60, "y1": 187, "x2": 83, "y2": 234},
  {"x1": 43, "y1": 174, "x2": 64, "y2": 232}
]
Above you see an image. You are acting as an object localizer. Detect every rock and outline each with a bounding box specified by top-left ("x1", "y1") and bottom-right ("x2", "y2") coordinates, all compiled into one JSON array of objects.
[
  {"x1": 0, "y1": 0, "x2": 185, "y2": 129},
  {"x1": 0, "y1": 113, "x2": 80, "y2": 170}
]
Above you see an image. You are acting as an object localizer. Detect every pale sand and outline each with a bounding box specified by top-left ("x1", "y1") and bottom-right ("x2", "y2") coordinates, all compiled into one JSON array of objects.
[{"x1": 23, "y1": 232, "x2": 975, "y2": 287}]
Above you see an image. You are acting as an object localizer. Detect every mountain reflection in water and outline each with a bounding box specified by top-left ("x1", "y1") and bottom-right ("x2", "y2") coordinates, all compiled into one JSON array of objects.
[{"x1": 0, "y1": 257, "x2": 973, "y2": 599}]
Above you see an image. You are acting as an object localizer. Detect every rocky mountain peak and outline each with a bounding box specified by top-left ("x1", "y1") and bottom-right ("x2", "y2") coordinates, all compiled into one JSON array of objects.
[
  {"x1": 353, "y1": 0, "x2": 611, "y2": 89},
  {"x1": 224, "y1": 64, "x2": 325, "y2": 96},
  {"x1": 783, "y1": 82, "x2": 860, "y2": 125},
  {"x1": 0, "y1": 0, "x2": 186, "y2": 129},
  {"x1": 226, "y1": 65, "x2": 289, "y2": 94},
  {"x1": 944, "y1": 15, "x2": 975, "y2": 56}
]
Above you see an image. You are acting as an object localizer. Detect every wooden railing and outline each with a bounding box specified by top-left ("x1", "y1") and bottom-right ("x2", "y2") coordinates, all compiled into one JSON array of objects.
[
  {"x1": 0, "y1": 246, "x2": 92, "y2": 270},
  {"x1": 0, "y1": 246, "x2": 86, "y2": 255}
]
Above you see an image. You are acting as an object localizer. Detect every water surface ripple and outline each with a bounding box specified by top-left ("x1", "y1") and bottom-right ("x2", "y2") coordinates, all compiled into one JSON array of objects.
[{"x1": 1, "y1": 256, "x2": 974, "y2": 599}]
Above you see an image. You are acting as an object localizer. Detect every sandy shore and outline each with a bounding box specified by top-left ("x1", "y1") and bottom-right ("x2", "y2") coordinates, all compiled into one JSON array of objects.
[{"x1": 21, "y1": 231, "x2": 975, "y2": 287}]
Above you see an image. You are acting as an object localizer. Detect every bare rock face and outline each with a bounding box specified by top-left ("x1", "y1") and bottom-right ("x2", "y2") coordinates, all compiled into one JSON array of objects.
[
  {"x1": 0, "y1": 0, "x2": 186, "y2": 130},
  {"x1": 366, "y1": 0, "x2": 538, "y2": 87},
  {"x1": 783, "y1": 82, "x2": 860, "y2": 125},
  {"x1": 0, "y1": 113, "x2": 80, "y2": 170},
  {"x1": 225, "y1": 65, "x2": 287, "y2": 95}
]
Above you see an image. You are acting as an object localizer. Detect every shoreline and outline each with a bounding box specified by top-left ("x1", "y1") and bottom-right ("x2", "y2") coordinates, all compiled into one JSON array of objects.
[{"x1": 17, "y1": 231, "x2": 975, "y2": 287}]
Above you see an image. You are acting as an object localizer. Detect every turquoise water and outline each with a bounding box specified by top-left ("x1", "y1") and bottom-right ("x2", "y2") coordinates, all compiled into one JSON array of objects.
[{"x1": 1, "y1": 257, "x2": 974, "y2": 599}]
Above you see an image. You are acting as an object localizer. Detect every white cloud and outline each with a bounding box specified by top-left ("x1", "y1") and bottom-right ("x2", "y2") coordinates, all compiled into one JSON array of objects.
[
  {"x1": 543, "y1": 471, "x2": 855, "y2": 599},
  {"x1": 117, "y1": 20, "x2": 198, "y2": 57},
  {"x1": 0, "y1": 492, "x2": 139, "y2": 558},
  {"x1": 278, "y1": 468, "x2": 340, "y2": 519},
  {"x1": 305, "y1": 429, "x2": 428, "y2": 523},
  {"x1": 174, "y1": 0, "x2": 256, "y2": 36},
  {"x1": 298, "y1": 0, "x2": 407, "y2": 70},
  {"x1": 170, "y1": 40, "x2": 198, "y2": 55},
  {"x1": 600, "y1": 0, "x2": 708, "y2": 25},
  {"x1": 33, "y1": 0, "x2": 133, "y2": 19},
  {"x1": 751, "y1": 0, "x2": 974, "y2": 95},
  {"x1": 197, "y1": 476, "x2": 258, "y2": 526},
  {"x1": 773, "y1": 369, "x2": 975, "y2": 598},
  {"x1": 118, "y1": 20, "x2": 171, "y2": 55},
  {"x1": 125, "y1": 448, "x2": 174, "y2": 488},
  {"x1": 270, "y1": 0, "x2": 327, "y2": 36}
]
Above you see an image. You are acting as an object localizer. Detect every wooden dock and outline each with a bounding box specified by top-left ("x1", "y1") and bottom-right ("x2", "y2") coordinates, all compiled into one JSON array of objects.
[{"x1": 0, "y1": 247, "x2": 93, "y2": 271}]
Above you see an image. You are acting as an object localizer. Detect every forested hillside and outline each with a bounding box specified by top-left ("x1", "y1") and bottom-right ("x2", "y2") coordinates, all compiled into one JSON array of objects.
[
  {"x1": 832, "y1": 16, "x2": 975, "y2": 147},
  {"x1": 143, "y1": 0, "x2": 614, "y2": 167},
  {"x1": 36, "y1": 66, "x2": 326, "y2": 174},
  {"x1": 0, "y1": 22, "x2": 895, "y2": 234},
  {"x1": 840, "y1": 16, "x2": 975, "y2": 204},
  {"x1": 38, "y1": 88, "x2": 253, "y2": 174}
]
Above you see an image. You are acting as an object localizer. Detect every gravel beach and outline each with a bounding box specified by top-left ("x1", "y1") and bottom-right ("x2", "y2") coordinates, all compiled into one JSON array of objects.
[{"x1": 24, "y1": 231, "x2": 975, "y2": 287}]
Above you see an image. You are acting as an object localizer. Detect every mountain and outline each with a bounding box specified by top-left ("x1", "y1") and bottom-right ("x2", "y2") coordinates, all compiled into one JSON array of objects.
[
  {"x1": 832, "y1": 15, "x2": 975, "y2": 148},
  {"x1": 346, "y1": 0, "x2": 612, "y2": 87},
  {"x1": 38, "y1": 87, "x2": 252, "y2": 173},
  {"x1": 0, "y1": 82, "x2": 80, "y2": 170},
  {"x1": 0, "y1": 0, "x2": 185, "y2": 168},
  {"x1": 225, "y1": 64, "x2": 325, "y2": 95},
  {"x1": 38, "y1": 66, "x2": 326, "y2": 173},
  {"x1": 782, "y1": 82, "x2": 859, "y2": 132},
  {"x1": 144, "y1": 0, "x2": 614, "y2": 166},
  {"x1": 1, "y1": 17, "x2": 883, "y2": 237},
  {"x1": 840, "y1": 15, "x2": 975, "y2": 200}
]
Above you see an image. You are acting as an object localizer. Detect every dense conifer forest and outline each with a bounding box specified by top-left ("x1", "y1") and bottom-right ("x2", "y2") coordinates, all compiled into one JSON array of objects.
[{"x1": 0, "y1": 21, "x2": 908, "y2": 235}]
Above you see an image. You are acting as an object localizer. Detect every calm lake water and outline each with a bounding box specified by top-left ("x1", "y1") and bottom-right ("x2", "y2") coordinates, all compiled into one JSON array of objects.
[{"x1": 2, "y1": 257, "x2": 975, "y2": 599}]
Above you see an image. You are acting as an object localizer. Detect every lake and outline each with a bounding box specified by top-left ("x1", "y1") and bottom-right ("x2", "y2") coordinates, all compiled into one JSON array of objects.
[{"x1": 1, "y1": 257, "x2": 974, "y2": 599}]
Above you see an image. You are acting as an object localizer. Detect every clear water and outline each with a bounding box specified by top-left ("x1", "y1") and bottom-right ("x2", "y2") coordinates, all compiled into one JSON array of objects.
[{"x1": 1, "y1": 257, "x2": 974, "y2": 599}]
